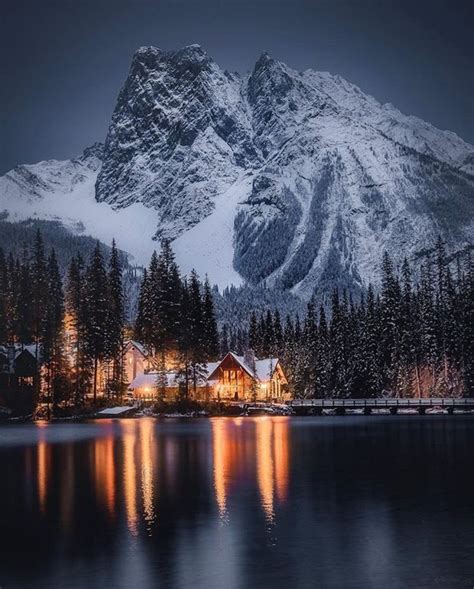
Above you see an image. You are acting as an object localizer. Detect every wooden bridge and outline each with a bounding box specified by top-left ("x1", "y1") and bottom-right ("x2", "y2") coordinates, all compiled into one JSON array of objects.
[{"x1": 287, "y1": 398, "x2": 474, "y2": 415}]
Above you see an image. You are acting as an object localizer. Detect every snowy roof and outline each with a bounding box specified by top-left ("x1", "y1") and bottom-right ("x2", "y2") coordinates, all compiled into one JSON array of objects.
[
  {"x1": 18, "y1": 344, "x2": 38, "y2": 360},
  {"x1": 98, "y1": 406, "x2": 134, "y2": 416},
  {"x1": 205, "y1": 361, "x2": 220, "y2": 380},
  {"x1": 207, "y1": 352, "x2": 280, "y2": 383},
  {"x1": 129, "y1": 372, "x2": 178, "y2": 390},
  {"x1": 0, "y1": 344, "x2": 39, "y2": 361},
  {"x1": 124, "y1": 339, "x2": 148, "y2": 356},
  {"x1": 129, "y1": 368, "x2": 213, "y2": 391}
]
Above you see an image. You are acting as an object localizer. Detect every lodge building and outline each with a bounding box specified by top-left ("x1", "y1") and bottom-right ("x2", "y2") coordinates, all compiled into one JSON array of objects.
[
  {"x1": 128, "y1": 349, "x2": 289, "y2": 403},
  {"x1": 207, "y1": 352, "x2": 288, "y2": 402}
]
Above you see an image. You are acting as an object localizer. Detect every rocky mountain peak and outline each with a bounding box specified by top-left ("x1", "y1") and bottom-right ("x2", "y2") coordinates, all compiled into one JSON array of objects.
[
  {"x1": 4, "y1": 44, "x2": 471, "y2": 298},
  {"x1": 92, "y1": 45, "x2": 473, "y2": 295}
]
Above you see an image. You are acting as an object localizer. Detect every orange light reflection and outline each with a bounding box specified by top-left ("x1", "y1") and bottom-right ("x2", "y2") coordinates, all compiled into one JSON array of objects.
[{"x1": 122, "y1": 421, "x2": 138, "y2": 536}]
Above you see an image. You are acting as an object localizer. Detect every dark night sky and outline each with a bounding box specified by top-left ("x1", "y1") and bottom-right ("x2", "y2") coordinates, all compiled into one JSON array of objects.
[{"x1": 1, "y1": 0, "x2": 472, "y2": 174}]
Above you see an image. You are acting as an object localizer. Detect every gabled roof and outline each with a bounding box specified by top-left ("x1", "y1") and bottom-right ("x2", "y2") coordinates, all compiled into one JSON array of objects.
[
  {"x1": 0, "y1": 344, "x2": 39, "y2": 361},
  {"x1": 207, "y1": 352, "x2": 280, "y2": 383},
  {"x1": 124, "y1": 339, "x2": 148, "y2": 356}
]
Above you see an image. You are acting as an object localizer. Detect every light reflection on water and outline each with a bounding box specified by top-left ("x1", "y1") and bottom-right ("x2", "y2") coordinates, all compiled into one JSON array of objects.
[
  {"x1": 37, "y1": 424, "x2": 50, "y2": 514},
  {"x1": 1, "y1": 416, "x2": 474, "y2": 588},
  {"x1": 31, "y1": 417, "x2": 290, "y2": 535},
  {"x1": 140, "y1": 418, "x2": 156, "y2": 532},
  {"x1": 211, "y1": 417, "x2": 289, "y2": 524}
]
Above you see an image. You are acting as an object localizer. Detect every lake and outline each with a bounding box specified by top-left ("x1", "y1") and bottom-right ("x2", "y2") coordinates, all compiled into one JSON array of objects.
[{"x1": 1, "y1": 416, "x2": 474, "y2": 588}]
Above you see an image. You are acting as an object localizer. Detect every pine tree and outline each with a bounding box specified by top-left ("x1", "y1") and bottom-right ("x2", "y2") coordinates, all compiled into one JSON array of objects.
[
  {"x1": 153, "y1": 241, "x2": 182, "y2": 381},
  {"x1": 16, "y1": 260, "x2": 33, "y2": 344},
  {"x1": 106, "y1": 240, "x2": 124, "y2": 398},
  {"x1": 417, "y1": 262, "x2": 438, "y2": 396},
  {"x1": 5, "y1": 254, "x2": 18, "y2": 343},
  {"x1": 380, "y1": 252, "x2": 401, "y2": 394},
  {"x1": 135, "y1": 268, "x2": 149, "y2": 344},
  {"x1": 31, "y1": 230, "x2": 48, "y2": 357},
  {"x1": 0, "y1": 248, "x2": 8, "y2": 343},
  {"x1": 460, "y1": 252, "x2": 474, "y2": 395},
  {"x1": 363, "y1": 284, "x2": 383, "y2": 397},
  {"x1": 177, "y1": 278, "x2": 192, "y2": 399},
  {"x1": 257, "y1": 314, "x2": 266, "y2": 357},
  {"x1": 273, "y1": 310, "x2": 283, "y2": 356},
  {"x1": 220, "y1": 324, "x2": 230, "y2": 356},
  {"x1": 302, "y1": 300, "x2": 317, "y2": 397},
  {"x1": 84, "y1": 243, "x2": 109, "y2": 402},
  {"x1": 42, "y1": 249, "x2": 66, "y2": 412},
  {"x1": 398, "y1": 258, "x2": 416, "y2": 396},
  {"x1": 188, "y1": 270, "x2": 206, "y2": 396},
  {"x1": 434, "y1": 236, "x2": 452, "y2": 392},
  {"x1": 202, "y1": 278, "x2": 220, "y2": 361},
  {"x1": 264, "y1": 310, "x2": 275, "y2": 357},
  {"x1": 66, "y1": 254, "x2": 90, "y2": 406},
  {"x1": 329, "y1": 290, "x2": 350, "y2": 397},
  {"x1": 248, "y1": 311, "x2": 259, "y2": 352},
  {"x1": 315, "y1": 305, "x2": 330, "y2": 398}
]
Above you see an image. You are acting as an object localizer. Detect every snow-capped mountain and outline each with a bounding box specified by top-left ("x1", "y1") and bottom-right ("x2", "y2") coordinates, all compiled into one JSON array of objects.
[{"x1": 1, "y1": 45, "x2": 473, "y2": 297}]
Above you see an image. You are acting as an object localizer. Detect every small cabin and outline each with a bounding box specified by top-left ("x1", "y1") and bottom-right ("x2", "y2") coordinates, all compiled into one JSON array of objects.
[
  {"x1": 207, "y1": 351, "x2": 288, "y2": 403},
  {"x1": 0, "y1": 345, "x2": 39, "y2": 413},
  {"x1": 123, "y1": 340, "x2": 150, "y2": 385}
]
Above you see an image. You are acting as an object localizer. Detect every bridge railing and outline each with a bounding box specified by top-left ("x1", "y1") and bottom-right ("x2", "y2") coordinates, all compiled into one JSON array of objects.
[{"x1": 288, "y1": 398, "x2": 474, "y2": 407}]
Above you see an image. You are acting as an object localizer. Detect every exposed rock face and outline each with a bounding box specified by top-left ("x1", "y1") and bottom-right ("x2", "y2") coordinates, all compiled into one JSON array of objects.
[
  {"x1": 2, "y1": 45, "x2": 473, "y2": 297},
  {"x1": 96, "y1": 45, "x2": 259, "y2": 238}
]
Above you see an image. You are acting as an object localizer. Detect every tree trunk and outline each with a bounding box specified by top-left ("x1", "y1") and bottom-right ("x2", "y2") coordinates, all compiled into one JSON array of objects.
[
  {"x1": 75, "y1": 342, "x2": 80, "y2": 408},
  {"x1": 93, "y1": 357, "x2": 98, "y2": 403},
  {"x1": 415, "y1": 364, "x2": 421, "y2": 398},
  {"x1": 185, "y1": 358, "x2": 189, "y2": 400}
]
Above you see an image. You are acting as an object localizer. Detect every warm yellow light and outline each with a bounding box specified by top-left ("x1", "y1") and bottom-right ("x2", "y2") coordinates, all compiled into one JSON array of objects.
[
  {"x1": 94, "y1": 433, "x2": 116, "y2": 517},
  {"x1": 122, "y1": 422, "x2": 138, "y2": 536},
  {"x1": 140, "y1": 419, "x2": 155, "y2": 531},
  {"x1": 256, "y1": 418, "x2": 274, "y2": 522}
]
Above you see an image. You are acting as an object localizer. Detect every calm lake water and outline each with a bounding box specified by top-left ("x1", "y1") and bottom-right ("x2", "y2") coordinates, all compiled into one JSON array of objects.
[{"x1": 1, "y1": 416, "x2": 474, "y2": 588}]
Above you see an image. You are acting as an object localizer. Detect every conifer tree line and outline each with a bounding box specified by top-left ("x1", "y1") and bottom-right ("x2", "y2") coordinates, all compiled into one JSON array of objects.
[
  {"x1": 0, "y1": 232, "x2": 220, "y2": 408},
  {"x1": 1, "y1": 231, "x2": 472, "y2": 405},
  {"x1": 221, "y1": 239, "x2": 473, "y2": 398},
  {"x1": 135, "y1": 241, "x2": 220, "y2": 399},
  {"x1": 0, "y1": 230, "x2": 125, "y2": 409}
]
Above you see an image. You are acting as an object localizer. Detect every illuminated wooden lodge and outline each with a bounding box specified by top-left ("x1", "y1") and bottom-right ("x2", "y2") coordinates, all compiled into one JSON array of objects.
[
  {"x1": 207, "y1": 351, "x2": 288, "y2": 403},
  {"x1": 123, "y1": 340, "x2": 151, "y2": 384},
  {"x1": 123, "y1": 340, "x2": 182, "y2": 386},
  {"x1": 128, "y1": 349, "x2": 289, "y2": 403}
]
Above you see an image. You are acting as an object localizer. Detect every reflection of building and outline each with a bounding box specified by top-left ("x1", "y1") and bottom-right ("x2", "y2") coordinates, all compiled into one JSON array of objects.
[{"x1": 207, "y1": 352, "x2": 288, "y2": 402}]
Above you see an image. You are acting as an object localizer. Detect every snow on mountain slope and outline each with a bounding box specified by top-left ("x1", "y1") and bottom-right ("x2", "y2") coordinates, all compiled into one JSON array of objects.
[
  {"x1": 173, "y1": 174, "x2": 253, "y2": 287},
  {"x1": 1, "y1": 45, "x2": 473, "y2": 297},
  {"x1": 0, "y1": 145, "x2": 158, "y2": 266}
]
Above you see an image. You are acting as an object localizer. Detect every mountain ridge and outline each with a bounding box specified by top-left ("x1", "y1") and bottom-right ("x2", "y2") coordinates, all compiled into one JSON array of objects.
[{"x1": 1, "y1": 45, "x2": 473, "y2": 297}]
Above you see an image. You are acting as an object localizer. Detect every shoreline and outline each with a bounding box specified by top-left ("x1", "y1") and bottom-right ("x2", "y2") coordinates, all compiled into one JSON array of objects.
[{"x1": 2, "y1": 407, "x2": 474, "y2": 424}]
